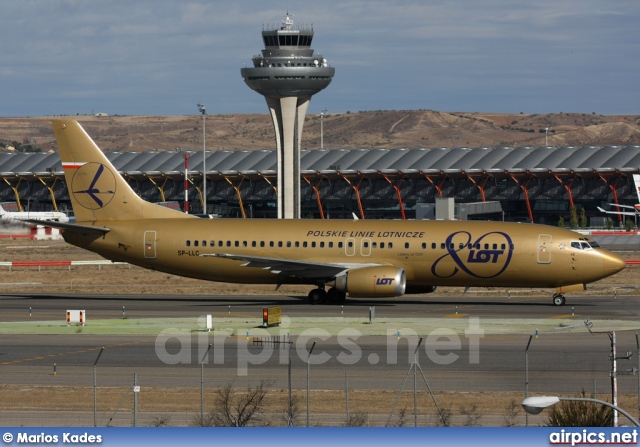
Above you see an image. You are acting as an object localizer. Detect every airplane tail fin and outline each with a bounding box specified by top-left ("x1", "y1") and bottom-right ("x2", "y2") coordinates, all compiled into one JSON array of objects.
[
  {"x1": 52, "y1": 120, "x2": 189, "y2": 223},
  {"x1": 634, "y1": 174, "x2": 640, "y2": 207},
  {"x1": 0, "y1": 204, "x2": 5, "y2": 215}
]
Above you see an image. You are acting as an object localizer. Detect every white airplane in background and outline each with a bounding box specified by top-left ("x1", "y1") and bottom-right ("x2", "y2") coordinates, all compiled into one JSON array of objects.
[
  {"x1": 0, "y1": 204, "x2": 69, "y2": 225},
  {"x1": 597, "y1": 174, "x2": 640, "y2": 218}
]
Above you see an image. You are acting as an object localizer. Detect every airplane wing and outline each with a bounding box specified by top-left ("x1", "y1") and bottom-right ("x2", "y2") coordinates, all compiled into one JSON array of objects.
[
  {"x1": 201, "y1": 253, "x2": 384, "y2": 280},
  {"x1": 597, "y1": 207, "x2": 638, "y2": 216},
  {"x1": 22, "y1": 219, "x2": 110, "y2": 236}
]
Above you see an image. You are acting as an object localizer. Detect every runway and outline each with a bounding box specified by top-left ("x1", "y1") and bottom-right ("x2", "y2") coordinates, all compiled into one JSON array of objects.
[{"x1": 1, "y1": 293, "x2": 639, "y2": 396}]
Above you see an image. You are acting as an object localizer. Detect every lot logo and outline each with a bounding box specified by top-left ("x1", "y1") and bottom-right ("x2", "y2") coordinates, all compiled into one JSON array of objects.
[
  {"x1": 70, "y1": 163, "x2": 116, "y2": 210},
  {"x1": 375, "y1": 277, "x2": 395, "y2": 286},
  {"x1": 431, "y1": 231, "x2": 513, "y2": 279}
]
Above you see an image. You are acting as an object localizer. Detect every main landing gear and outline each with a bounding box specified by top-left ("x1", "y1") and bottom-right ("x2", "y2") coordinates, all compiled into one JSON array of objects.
[
  {"x1": 308, "y1": 287, "x2": 346, "y2": 305},
  {"x1": 552, "y1": 293, "x2": 566, "y2": 306}
]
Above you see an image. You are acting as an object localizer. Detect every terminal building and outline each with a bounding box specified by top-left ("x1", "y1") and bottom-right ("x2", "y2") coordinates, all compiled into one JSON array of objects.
[{"x1": 1, "y1": 144, "x2": 639, "y2": 225}]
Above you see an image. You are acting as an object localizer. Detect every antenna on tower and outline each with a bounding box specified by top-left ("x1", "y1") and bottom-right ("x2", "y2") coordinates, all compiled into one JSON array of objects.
[{"x1": 282, "y1": 11, "x2": 294, "y2": 30}]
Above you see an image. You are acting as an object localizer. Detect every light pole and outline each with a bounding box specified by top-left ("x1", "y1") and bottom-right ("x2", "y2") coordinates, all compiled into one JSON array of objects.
[
  {"x1": 522, "y1": 396, "x2": 639, "y2": 427},
  {"x1": 200, "y1": 343, "x2": 212, "y2": 425},
  {"x1": 93, "y1": 347, "x2": 105, "y2": 427},
  {"x1": 320, "y1": 108, "x2": 328, "y2": 150},
  {"x1": 525, "y1": 334, "x2": 533, "y2": 427},
  {"x1": 197, "y1": 103, "x2": 207, "y2": 213},
  {"x1": 306, "y1": 341, "x2": 316, "y2": 427},
  {"x1": 287, "y1": 337, "x2": 293, "y2": 426},
  {"x1": 585, "y1": 320, "x2": 634, "y2": 427},
  {"x1": 545, "y1": 127, "x2": 552, "y2": 146}
]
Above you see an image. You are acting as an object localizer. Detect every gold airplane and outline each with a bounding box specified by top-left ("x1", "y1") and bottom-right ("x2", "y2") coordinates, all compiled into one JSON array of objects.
[{"x1": 39, "y1": 120, "x2": 626, "y2": 306}]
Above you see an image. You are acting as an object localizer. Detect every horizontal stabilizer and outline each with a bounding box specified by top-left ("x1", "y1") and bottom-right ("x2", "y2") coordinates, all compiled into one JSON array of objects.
[{"x1": 22, "y1": 219, "x2": 110, "y2": 236}]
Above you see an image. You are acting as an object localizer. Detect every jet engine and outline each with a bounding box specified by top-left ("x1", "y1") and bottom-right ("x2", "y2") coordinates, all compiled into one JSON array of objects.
[{"x1": 333, "y1": 267, "x2": 406, "y2": 298}]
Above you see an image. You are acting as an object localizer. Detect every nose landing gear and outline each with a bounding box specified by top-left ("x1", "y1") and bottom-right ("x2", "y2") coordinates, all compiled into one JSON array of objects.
[{"x1": 552, "y1": 293, "x2": 566, "y2": 306}]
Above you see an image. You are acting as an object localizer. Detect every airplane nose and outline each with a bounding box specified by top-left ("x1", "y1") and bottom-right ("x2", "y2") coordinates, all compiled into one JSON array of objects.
[{"x1": 603, "y1": 252, "x2": 626, "y2": 274}]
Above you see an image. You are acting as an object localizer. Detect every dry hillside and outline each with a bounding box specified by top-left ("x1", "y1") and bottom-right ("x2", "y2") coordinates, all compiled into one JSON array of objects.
[{"x1": 1, "y1": 111, "x2": 639, "y2": 155}]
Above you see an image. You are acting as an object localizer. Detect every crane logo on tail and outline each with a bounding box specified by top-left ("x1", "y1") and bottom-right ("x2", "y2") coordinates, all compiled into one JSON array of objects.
[{"x1": 67, "y1": 163, "x2": 117, "y2": 210}]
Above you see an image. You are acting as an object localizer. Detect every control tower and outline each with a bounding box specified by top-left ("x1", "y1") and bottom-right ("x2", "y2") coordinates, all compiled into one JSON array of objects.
[{"x1": 241, "y1": 13, "x2": 334, "y2": 219}]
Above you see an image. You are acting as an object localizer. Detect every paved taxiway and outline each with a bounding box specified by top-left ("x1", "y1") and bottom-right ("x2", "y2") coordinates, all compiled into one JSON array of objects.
[
  {"x1": 1, "y1": 292, "x2": 639, "y2": 320},
  {"x1": 0, "y1": 293, "x2": 639, "y2": 395}
]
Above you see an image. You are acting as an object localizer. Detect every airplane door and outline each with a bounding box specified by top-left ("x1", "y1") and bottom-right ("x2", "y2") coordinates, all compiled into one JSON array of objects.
[
  {"x1": 144, "y1": 231, "x2": 157, "y2": 259},
  {"x1": 537, "y1": 234, "x2": 551, "y2": 264}
]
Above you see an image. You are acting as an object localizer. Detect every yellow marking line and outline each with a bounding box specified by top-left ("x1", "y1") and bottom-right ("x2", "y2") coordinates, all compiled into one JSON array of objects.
[
  {"x1": 211, "y1": 311, "x2": 257, "y2": 319},
  {"x1": 0, "y1": 341, "x2": 148, "y2": 365},
  {"x1": 444, "y1": 313, "x2": 469, "y2": 319},
  {"x1": 481, "y1": 336, "x2": 520, "y2": 341},
  {"x1": 549, "y1": 314, "x2": 576, "y2": 319}
]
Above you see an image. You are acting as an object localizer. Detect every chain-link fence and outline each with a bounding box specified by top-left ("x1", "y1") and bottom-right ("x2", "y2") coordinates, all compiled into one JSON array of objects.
[{"x1": 1, "y1": 332, "x2": 638, "y2": 427}]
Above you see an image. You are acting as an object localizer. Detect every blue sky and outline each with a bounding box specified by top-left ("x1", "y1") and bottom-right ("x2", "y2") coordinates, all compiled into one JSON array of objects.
[{"x1": 1, "y1": 0, "x2": 638, "y2": 117}]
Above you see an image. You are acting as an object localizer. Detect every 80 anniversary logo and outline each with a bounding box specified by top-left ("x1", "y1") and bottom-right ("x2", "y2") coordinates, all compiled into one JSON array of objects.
[{"x1": 431, "y1": 231, "x2": 513, "y2": 279}]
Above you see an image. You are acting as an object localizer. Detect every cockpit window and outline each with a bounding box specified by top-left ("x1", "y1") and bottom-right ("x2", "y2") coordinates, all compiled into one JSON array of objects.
[
  {"x1": 580, "y1": 242, "x2": 592, "y2": 250},
  {"x1": 589, "y1": 240, "x2": 600, "y2": 248},
  {"x1": 571, "y1": 242, "x2": 581, "y2": 249},
  {"x1": 571, "y1": 241, "x2": 594, "y2": 250}
]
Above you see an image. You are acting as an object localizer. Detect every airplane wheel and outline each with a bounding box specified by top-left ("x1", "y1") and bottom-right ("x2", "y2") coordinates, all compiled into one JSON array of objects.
[
  {"x1": 308, "y1": 288, "x2": 327, "y2": 305},
  {"x1": 553, "y1": 294, "x2": 566, "y2": 306},
  {"x1": 326, "y1": 287, "x2": 346, "y2": 304}
]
